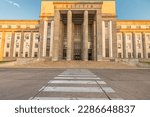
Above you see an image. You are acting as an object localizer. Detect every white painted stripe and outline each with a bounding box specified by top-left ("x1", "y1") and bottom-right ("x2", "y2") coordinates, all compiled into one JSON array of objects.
[
  {"x1": 54, "y1": 77, "x2": 101, "y2": 80},
  {"x1": 58, "y1": 75, "x2": 97, "y2": 77},
  {"x1": 102, "y1": 87, "x2": 115, "y2": 93},
  {"x1": 111, "y1": 98, "x2": 124, "y2": 100},
  {"x1": 43, "y1": 87, "x2": 103, "y2": 93},
  {"x1": 30, "y1": 97, "x2": 108, "y2": 100},
  {"x1": 49, "y1": 80, "x2": 106, "y2": 85}
]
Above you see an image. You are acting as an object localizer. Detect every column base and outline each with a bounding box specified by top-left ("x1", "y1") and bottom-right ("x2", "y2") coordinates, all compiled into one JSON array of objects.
[
  {"x1": 52, "y1": 58, "x2": 58, "y2": 61},
  {"x1": 83, "y1": 59, "x2": 88, "y2": 61},
  {"x1": 67, "y1": 59, "x2": 72, "y2": 61}
]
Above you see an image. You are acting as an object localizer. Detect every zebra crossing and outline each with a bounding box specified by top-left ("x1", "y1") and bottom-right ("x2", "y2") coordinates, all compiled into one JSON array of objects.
[{"x1": 30, "y1": 69, "x2": 122, "y2": 100}]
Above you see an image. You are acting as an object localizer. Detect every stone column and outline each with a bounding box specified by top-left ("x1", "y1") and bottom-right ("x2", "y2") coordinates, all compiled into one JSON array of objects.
[
  {"x1": 67, "y1": 10, "x2": 72, "y2": 61},
  {"x1": 93, "y1": 20, "x2": 97, "y2": 61},
  {"x1": 20, "y1": 31, "x2": 24, "y2": 57},
  {"x1": 109, "y1": 21, "x2": 113, "y2": 58},
  {"x1": 52, "y1": 10, "x2": 60, "y2": 61},
  {"x1": 82, "y1": 10, "x2": 88, "y2": 61},
  {"x1": 112, "y1": 20, "x2": 117, "y2": 58},
  {"x1": 29, "y1": 32, "x2": 33, "y2": 58},
  {"x1": 132, "y1": 32, "x2": 136, "y2": 58},
  {"x1": 122, "y1": 32, "x2": 126, "y2": 58},
  {"x1": 142, "y1": 33, "x2": 147, "y2": 58},
  {"x1": 49, "y1": 21, "x2": 54, "y2": 58},
  {"x1": 96, "y1": 10, "x2": 102, "y2": 61},
  {"x1": 42, "y1": 20, "x2": 48, "y2": 57},
  {"x1": 58, "y1": 20, "x2": 63, "y2": 60},
  {"x1": 102, "y1": 21, "x2": 106, "y2": 58},
  {"x1": 10, "y1": 31, "x2": 15, "y2": 58},
  {"x1": 0, "y1": 32, "x2": 6, "y2": 60},
  {"x1": 140, "y1": 33, "x2": 144, "y2": 58}
]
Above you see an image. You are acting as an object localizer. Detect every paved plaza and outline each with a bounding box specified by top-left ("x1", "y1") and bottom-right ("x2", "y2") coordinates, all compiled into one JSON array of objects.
[{"x1": 0, "y1": 68, "x2": 150, "y2": 100}]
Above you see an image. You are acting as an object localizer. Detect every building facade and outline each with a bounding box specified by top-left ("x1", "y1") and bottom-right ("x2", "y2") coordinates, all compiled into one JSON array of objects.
[{"x1": 0, "y1": 0, "x2": 150, "y2": 61}]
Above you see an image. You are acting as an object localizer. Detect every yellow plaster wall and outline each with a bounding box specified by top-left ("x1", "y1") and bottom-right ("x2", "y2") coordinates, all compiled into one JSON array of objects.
[
  {"x1": 102, "y1": 1, "x2": 116, "y2": 15},
  {"x1": 40, "y1": 1, "x2": 116, "y2": 17},
  {"x1": 0, "y1": 32, "x2": 5, "y2": 61},
  {"x1": 40, "y1": 1, "x2": 54, "y2": 17}
]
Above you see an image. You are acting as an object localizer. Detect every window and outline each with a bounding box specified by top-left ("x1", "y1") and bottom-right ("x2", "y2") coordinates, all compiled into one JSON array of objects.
[
  {"x1": 5, "y1": 52, "x2": 9, "y2": 57},
  {"x1": 16, "y1": 44, "x2": 19, "y2": 48},
  {"x1": 117, "y1": 35, "x2": 121, "y2": 41},
  {"x1": 105, "y1": 21, "x2": 109, "y2": 28},
  {"x1": 117, "y1": 26, "x2": 121, "y2": 29},
  {"x1": 25, "y1": 34, "x2": 29, "y2": 39},
  {"x1": 148, "y1": 53, "x2": 150, "y2": 58},
  {"x1": 35, "y1": 34, "x2": 39, "y2": 40},
  {"x1": 25, "y1": 52, "x2": 28, "y2": 58},
  {"x1": 138, "y1": 53, "x2": 141, "y2": 58},
  {"x1": 137, "y1": 35, "x2": 141, "y2": 42},
  {"x1": 127, "y1": 34, "x2": 131, "y2": 40},
  {"x1": 118, "y1": 53, "x2": 122, "y2": 58},
  {"x1": 15, "y1": 52, "x2": 19, "y2": 57},
  {"x1": 17, "y1": 25, "x2": 21, "y2": 29},
  {"x1": 7, "y1": 43, "x2": 10, "y2": 48},
  {"x1": 148, "y1": 44, "x2": 150, "y2": 49},
  {"x1": 137, "y1": 44, "x2": 141, "y2": 49},
  {"x1": 8, "y1": 25, "x2": 11, "y2": 28},
  {"x1": 34, "y1": 52, "x2": 38, "y2": 58},
  {"x1": 136, "y1": 26, "x2": 141, "y2": 29},
  {"x1": 127, "y1": 26, "x2": 131, "y2": 29},
  {"x1": 128, "y1": 53, "x2": 132, "y2": 58},
  {"x1": 17, "y1": 36, "x2": 20, "y2": 39},
  {"x1": 127, "y1": 43, "x2": 131, "y2": 49},
  {"x1": 0, "y1": 33, "x2": 2, "y2": 40},
  {"x1": 35, "y1": 43, "x2": 38, "y2": 48},
  {"x1": 146, "y1": 26, "x2": 150, "y2": 29},
  {"x1": 118, "y1": 43, "x2": 121, "y2": 49},
  {"x1": 146, "y1": 35, "x2": 150, "y2": 41},
  {"x1": 26, "y1": 25, "x2": 30, "y2": 29},
  {"x1": 48, "y1": 23, "x2": 51, "y2": 27}
]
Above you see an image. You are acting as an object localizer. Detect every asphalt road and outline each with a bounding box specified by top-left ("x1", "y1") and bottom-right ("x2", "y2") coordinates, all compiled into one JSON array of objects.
[{"x1": 0, "y1": 68, "x2": 150, "y2": 100}]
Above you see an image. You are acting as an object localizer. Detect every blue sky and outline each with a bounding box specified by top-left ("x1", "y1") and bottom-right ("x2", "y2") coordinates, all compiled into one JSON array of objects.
[{"x1": 0, "y1": 0, "x2": 150, "y2": 20}]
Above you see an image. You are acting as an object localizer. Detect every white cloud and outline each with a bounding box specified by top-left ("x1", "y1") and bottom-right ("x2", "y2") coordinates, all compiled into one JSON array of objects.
[{"x1": 5, "y1": 0, "x2": 21, "y2": 8}]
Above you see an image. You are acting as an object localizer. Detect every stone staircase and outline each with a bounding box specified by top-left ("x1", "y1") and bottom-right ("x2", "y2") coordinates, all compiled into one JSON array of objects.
[{"x1": 17, "y1": 60, "x2": 136, "y2": 69}]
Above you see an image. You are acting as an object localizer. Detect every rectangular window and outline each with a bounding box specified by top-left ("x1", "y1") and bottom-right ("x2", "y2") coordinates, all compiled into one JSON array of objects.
[
  {"x1": 16, "y1": 44, "x2": 19, "y2": 48},
  {"x1": 127, "y1": 34, "x2": 131, "y2": 40},
  {"x1": 8, "y1": 25, "x2": 11, "y2": 28},
  {"x1": 7, "y1": 43, "x2": 10, "y2": 48},
  {"x1": 5, "y1": 52, "x2": 9, "y2": 57},
  {"x1": 117, "y1": 35, "x2": 121, "y2": 40},
  {"x1": 136, "y1": 26, "x2": 141, "y2": 29},
  {"x1": 118, "y1": 43, "x2": 121, "y2": 49},
  {"x1": 128, "y1": 53, "x2": 132, "y2": 58},
  {"x1": 138, "y1": 53, "x2": 141, "y2": 58},
  {"x1": 25, "y1": 52, "x2": 28, "y2": 58},
  {"x1": 118, "y1": 53, "x2": 122, "y2": 58},
  {"x1": 35, "y1": 43, "x2": 38, "y2": 48},
  {"x1": 15, "y1": 52, "x2": 19, "y2": 57},
  {"x1": 34, "y1": 52, "x2": 38, "y2": 58},
  {"x1": 148, "y1": 44, "x2": 150, "y2": 49},
  {"x1": 0, "y1": 33, "x2": 2, "y2": 40},
  {"x1": 148, "y1": 53, "x2": 150, "y2": 58}
]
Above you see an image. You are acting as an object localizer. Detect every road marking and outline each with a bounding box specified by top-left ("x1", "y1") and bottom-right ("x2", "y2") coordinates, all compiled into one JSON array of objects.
[
  {"x1": 54, "y1": 77, "x2": 101, "y2": 80},
  {"x1": 43, "y1": 86, "x2": 103, "y2": 93},
  {"x1": 49, "y1": 80, "x2": 106, "y2": 85},
  {"x1": 31, "y1": 97, "x2": 108, "y2": 100},
  {"x1": 102, "y1": 87, "x2": 115, "y2": 93},
  {"x1": 58, "y1": 75, "x2": 97, "y2": 77},
  {"x1": 30, "y1": 69, "x2": 121, "y2": 100}
]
